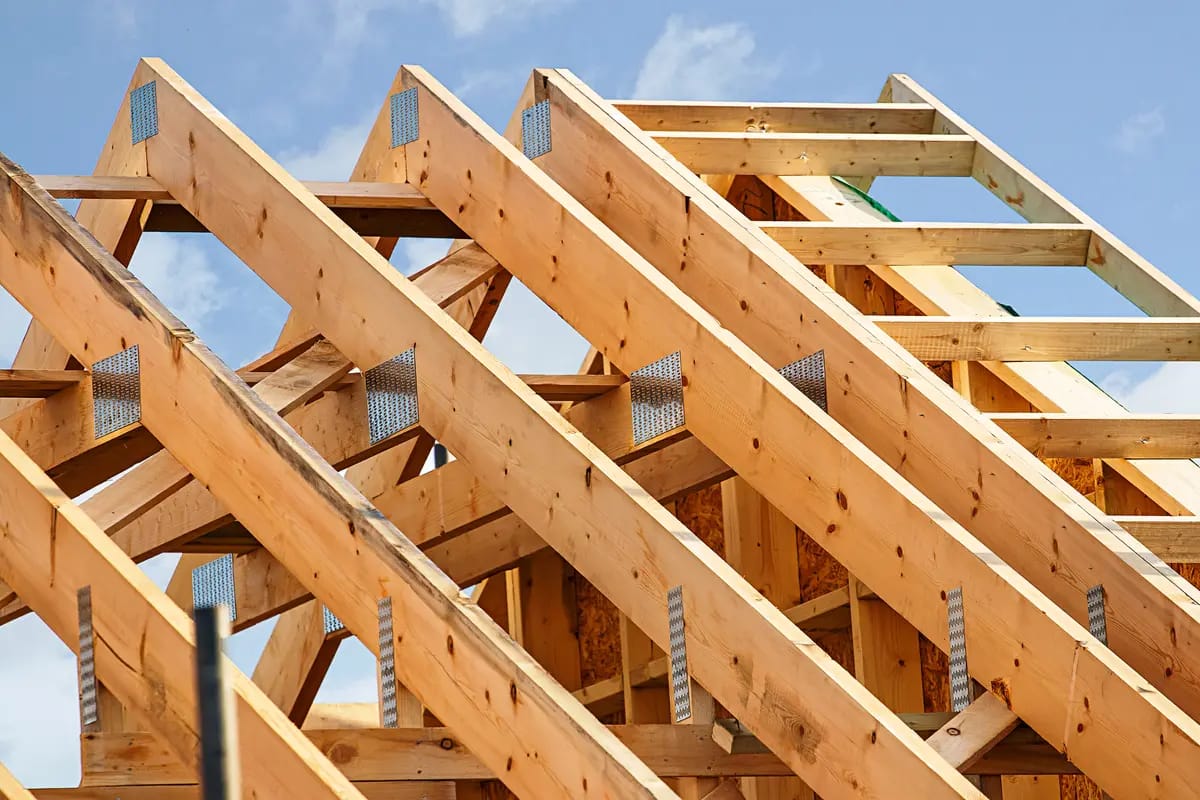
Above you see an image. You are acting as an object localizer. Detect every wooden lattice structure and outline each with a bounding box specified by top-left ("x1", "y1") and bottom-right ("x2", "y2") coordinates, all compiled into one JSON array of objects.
[{"x1": 1, "y1": 58, "x2": 1200, "y2": 799}]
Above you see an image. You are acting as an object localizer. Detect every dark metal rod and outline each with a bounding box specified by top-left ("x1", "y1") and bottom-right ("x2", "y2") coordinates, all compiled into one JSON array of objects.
[{"x1": 194, "y1": 604, "x2": 240, "y2": 800}]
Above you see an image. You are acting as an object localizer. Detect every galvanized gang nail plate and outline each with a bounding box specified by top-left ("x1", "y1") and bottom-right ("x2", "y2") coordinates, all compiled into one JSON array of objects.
[
  {"x1": 322, "y1": 605, "x2": 345, "y2": 636},
  {"x1": 1087, "y1": 584, "x2": 1108, "y2": 645},
  {"x1": 947, "y1": 586, "x2": 970, "y2": 712},
  {"x1": 668, "y1": 585, "x2": 692, "y2": 723},
  {"x1": 130, "y1": 81, "x2": 159, "y2": 144},
  {"x1": 779, "y1": 350, "x2": 827, "y2": 412},
  {"x1": 379, "y1": 596, "x2": 398, "y2": 728},
  {"x1": 93, "y1": 345, "x2": 141, "y2": 439},
  {"x1": 78, "y1": 587, "x2": 98, "y2": 727},
  {"x1": 192, "y1": 553, "x2": 237, "y2": 622},
  {"x1": 522, "y1": 100, "x2": 552, "y2": 159},
  {"x1": 390, "y1": 88, "x2": 419, "y2": 148},
  {"x1": 365, "y1": 347, "x2": 419, "y2": 445},
  {"x1": 630, "y1": 351, "x2": 685, "y2": 446}
]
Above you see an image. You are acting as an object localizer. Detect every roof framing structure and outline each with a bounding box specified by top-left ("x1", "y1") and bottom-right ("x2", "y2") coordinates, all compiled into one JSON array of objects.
[{"x1": 0, "y1": 57, "x2": 1197, "y2": 800}]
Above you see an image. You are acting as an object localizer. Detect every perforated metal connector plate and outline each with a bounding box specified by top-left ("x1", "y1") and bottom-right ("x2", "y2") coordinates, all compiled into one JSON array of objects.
[
  {"x1": 365, "y1": 348, "x2": 419, "y2": 444},
  {"x1": 631, "y1": 351, "x2": 685, "y2": 446},
  {"x1": 667, "y1": 585, "x2": 692, "y2": 722},
  {"x1": 192, "y1": 554, "x2": 237, "y2": 622},
  {"x1": 1087, "y1": 584, "x2": 1108, "y2": 645},
  {"x1": 947, "y1": 586, "x2": 970, "y2": 712},
  {"x1": 779, "y1": 350, "x2": 827, "y2": 412},
  {"x1": 130, "y1": 81, "x2": 158, "y2": 144},
  {"x1": 93, "y1": 345, "x2": 141, "y2": 439},
  {"x1": 522, "y1": 100, "x2": 552, "y2": 159},
  {"x1": 322, "y1": 605, "x2": 345, "y2": 635},
  {"x1": 390, "y1": 88, "x2": 419, "y2": 148},
  {"x1": 78, "y1": 587, "x2": 98, "y2": 727},
  {"x1": 378, "y1": 596, "x2": 398, "y2": 728}
]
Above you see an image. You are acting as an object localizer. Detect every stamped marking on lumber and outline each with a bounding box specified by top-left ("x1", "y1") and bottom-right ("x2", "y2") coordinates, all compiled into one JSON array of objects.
[
  {"x1": 364, "y1": 347, "x2": 419, "y2": 445},
  {"x1": 192, "y1": 554, "x2": 237, "y2": 622},
  {"x1": 668, "y1": 585, "x2": 692, "y2": 722},
  {"x1": 778, "y1": 350, "x2": 828, "y2": 412},
  {"x1": 379, "y1": 596, "x2": 398, "y2": 728},
  {"x1": 77, "y1": 587, "x2": 98, "y2": 727},
  {"x1": 631, "y1": 351, "x2": 685, "y2": 446},
  {"x1": 522, "y1": 101, "x2": 553, "y2": 159},
  {"x1": 129, "y1": 81, "x2": 159, "y2": 144},
  {"x1": 92, "y1": 344, "x2": 141, "y2": 438},
  {"x1": 948, "y1": 586, "x2": 970, "y2": 712},
  {"x1": 390, "y1": 88, "x2": 419, "y2": 148},
  {"x1": 1087, "y1": 584, "x2": 1108, "y2": 645}
]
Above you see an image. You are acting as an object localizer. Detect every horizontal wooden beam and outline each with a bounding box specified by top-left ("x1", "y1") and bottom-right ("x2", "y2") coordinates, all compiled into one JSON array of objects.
[
  {"x1": 991, "y1": 413, "x2": 1200, "y2": 458},
  {"x1": 650, "y1": 132, "x2": 976, "y2": 176},
  {"x1": 0, "y1": 369, "x2": 83, "y2": 397},
  {"x1": 610, "y1": 101, "x2": 935, "y2": 134},
  {"x1": 35, "y1": 175, "x2": 433, "y2": 206},
  {"x1": 1113, "y1": 516, "x2": 1200, "y2": 563},
  {"x1": 759, "y1": 222, "x2": 1093, "y2": 266},
  {"x1": 36, "y1": 786, "x2": 450, "y2": 800},
  {"x1": 875, "y1": 316, "x2": 1200, "y2": 361}
]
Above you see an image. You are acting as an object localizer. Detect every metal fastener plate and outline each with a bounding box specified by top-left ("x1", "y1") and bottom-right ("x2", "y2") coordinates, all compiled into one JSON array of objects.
[
  {"x1": 192, "y1": 554, "x2": 237, "y2": 622},
  {"x1": 322, "y1": 605, "x2": 345, "y2": 636},
  {"x1": 1087, "y1": 584, "x2": 1108, "y2": 645},
  {"x1": 390, "y1": 88, "x2": 419, "y2": 148},
  {"x1": 631, "y1": 351, "x2": 685, "y2": 446},
  {"x1": 78, "y1": 587, "x2": 98, "y2": 727},
  {"x1": 93, "y1": 345, "x2": 141, "y2": 439},
  {"x1": 379, "y1": 596, "x2": 398, "y2": 728},
  {"x1": 779, "y1": 350, "x2": 827, "y2": 412},
  {"x1": 522, "y1": 100, "x2": 552, "y2": 159},
  {"x1": 130, "y1": 81, "x2": 159, "y2": 144},
  {"x1": 364, "y1": 347, "x2": 419, "y2": 445},
  {"x1": 947, "y1": 586, "x2": 970, "y2": 712},
  {"x1": 668, "y1": 585, "x2": 692, "y2": 722}
]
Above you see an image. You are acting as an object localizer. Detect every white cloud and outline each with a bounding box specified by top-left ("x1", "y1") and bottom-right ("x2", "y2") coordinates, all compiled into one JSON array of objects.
[
  {"x1": 0, "y1": 292, "x2": 32, "y2": 368},
  {"x1": 633, "y1": 15, "x2": 782, "y2": 100},
  {"x1": 128, "y1": 235, "x2": 227, "y2": 326},
  {"x1": 1113, "y1": 108, "x2": 1166, "y2": 154},
  {"x1": 1104, "y1": 362, "x2": 1200, "y2": 412},
  {"x1": 280, "y1": 112, "x2": 376, "y2": 181}
]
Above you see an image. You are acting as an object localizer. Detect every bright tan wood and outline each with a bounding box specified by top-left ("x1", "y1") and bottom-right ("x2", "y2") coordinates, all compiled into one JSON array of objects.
[
  {"x1": 0, "y1": 759, "x2": 36, "y2": 800},
  {"x1": 650, "y1": 132, "x2": 976, "y2": 176},
  {"x1": 990, "y1": 413, "x2": 1200, "y2": 458},
  {"x1": 849, "y1": 576, "x2": 923, "y2": 713},
  {"x1": 36, "y1": 786, "x2": 452, "y2": 800},
  {"x1": 875, "y1": 316, "x2": 1200, "y2": 361},
  {"x1": 0, "y1": 369, "x2": 83, "y2": 397},
  {"x1": 1112, "y1": 516, "x2": 1200, "y2": 562},
  {"x1": 536, "y1": 70, "x2": 1200, "y2": 797},
  {"x1": 924, "y1": 693, "x2": 1020, "y2": 771},
  {"x1": 253, "y1": 601, "x2": 339, "y2": 725},
  {"x1": 761, "y1": 222, "x2": 1092, "y2": 266},
  {"x1": 611, "y1": 101, "x2": 935, "y2": 133}
]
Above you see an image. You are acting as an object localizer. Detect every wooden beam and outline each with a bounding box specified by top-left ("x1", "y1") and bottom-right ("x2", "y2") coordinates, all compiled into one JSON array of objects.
[
  {"x1": 252, "y1": 601, "x2": 339, "y2": 725},
  {"x1": 36, "y1": 787, "x2": 452, "y2": 800},
  {"x1": 1112, "y1": 516, "x2": 1200, "y2": 562},
  {"x1": 0, "y1": 133, "x2": 667, "y2": 800},
  {"x1": 530, "y1": 70, "x2": 1200, "y2": 796},
  {"x1": 0, "y1": 759, "x2": 37, "y2": 800},
  {"x1": 0, "y1": 369, "x2": 83, "y2": 397},
  {"x1": 760, "y1": 222, "x2": 1092, "y2": 266},
  {"x1": 924, "y1": 693, "x2": 1020, "y2": 772},
  {"x1": 35, "y1": 176, "x2": 433, "y2": 206},
  {"x1": 989, "y1": 413, "x2": 1200, "y2": 459},
  {"x1": 649, "y1": 132, "x2": 975, "y2": 176},
  {"x1": 875, "y1": 316, "x2": 1200, "y2": 361},
  {"x1": 143, "y1": 203, "x2": 464, "y2": 237},
  {"x1": 609, "y1": 101, "x2": 936, "y2": 134}
]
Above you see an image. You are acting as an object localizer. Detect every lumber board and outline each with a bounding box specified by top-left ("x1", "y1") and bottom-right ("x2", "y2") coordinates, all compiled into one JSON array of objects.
[
  {"x1": 924, "y1": 693, "x2": 1020, "y2": 771},
  {"x1": 874, "y1": 316, "x2": 1200, "y2": 361},
  {"x1": 140, "y1": 59, "x2": 974, "y2": 799},
  {"x1": 610, "y1": 101, "x2": 936, "y2": 133},
  {"x1": 143, "y1": 203, "x2": 464, "y2": 237},
  {"x1": 991, "y1": 413, "x2": 1200, "y2": 458},
  {"x1": 0, "y1": 760, "x2": 36, "y2": 800},
  {"x1": 0, "y1": 139, "x2": 668, "y2": 800},
  {"x1": 759, "y1": 222, "x2": 1092, "y2": 266},
  {"x1": 35, "y1": 786, "x2": 451, "y2": 800},
  {"x1": 529, "y1": 69, "x2": 1200, "y2": 797},
  {"x1": 650, "y1": 131, "x2": 975, "y2": 176},
  {"x1": 1113, "y1": 517, "x2": 1200, "y2": 563},
  {"x1": 0, "y1": 369, "x2": 83, "y2": 397},
  {"x1": 35, "y1": 175, "x2": 433, "y2": 207}
]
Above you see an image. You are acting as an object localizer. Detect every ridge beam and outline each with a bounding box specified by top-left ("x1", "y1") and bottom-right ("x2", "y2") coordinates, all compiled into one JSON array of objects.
[{"x1": 611, "y1": 101, "x2": 935, "y2": 134}]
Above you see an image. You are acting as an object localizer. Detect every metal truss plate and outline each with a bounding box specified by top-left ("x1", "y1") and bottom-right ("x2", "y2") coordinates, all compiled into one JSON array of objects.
[
  {"x1": 322, "y1": 605, "x2": 345, "y2": 636},
  {"x1": 947, "y1": 586, "x2": 970, "y2": 712},
  {"x1": 192, "y1": 554, "x2": 237, "y2": 622},
  {"x1": 390, "y1": 88, "x2": 419, "y2": 148},
  {"x1": 365, "y1": 348, "x2": 419, "y2": 444},
  {"x1": 631, "y1": 351, "x2": 685, "y2": 446},
  {"x1": 379, "y1": 596, "x2": 398, "y2": 728},
  {"x1": 522, "y1": 100, "x2": 552, "y2": 159},
  {"x1": 667, "y1": 585, "x2": 692, "y2": 723},
  {"x1": 1087, "y1": 584, "x2": 1108, "y2": 645},
  {"x1": 779, "y1": 350, "x2": 827, "y2": 412},
  {"x1": 93, "y1": 345, "x2": 141, "y2": 439},
  {"x1": 130, "y1": 81, "x2": 158, "y2": 144},
  {"x1": 78, "y1": 587, "x2": 98, "y2": 727}
]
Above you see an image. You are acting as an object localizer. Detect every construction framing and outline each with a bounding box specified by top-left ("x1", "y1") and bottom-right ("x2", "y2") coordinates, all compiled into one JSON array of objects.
[{"x1": 0, "y1": 58, "x2": 1195, "y2": 800}]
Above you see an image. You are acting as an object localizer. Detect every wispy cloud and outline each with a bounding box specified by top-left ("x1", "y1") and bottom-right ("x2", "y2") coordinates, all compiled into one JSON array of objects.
[
  {"x1": 280, "y1": 111, "x2": 377, "y2": 180},
  {"x1": 1112, "y1": 108, "x2": 1166, "y2": 154},
  {"x1": 129, "y1": 235, "x2": 228, "y2": 327},
  {"x1": 633, "y1": 15, "x2": 783, "y2": 100},
  {"x1": 1104, "y1": 362, "x2": 1200, "y2": 412}
]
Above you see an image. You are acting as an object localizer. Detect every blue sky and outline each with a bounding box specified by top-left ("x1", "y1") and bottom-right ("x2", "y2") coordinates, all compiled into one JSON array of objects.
[{"x1": 0, "y1": 0, "x2": 1196, "y2": 786}]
